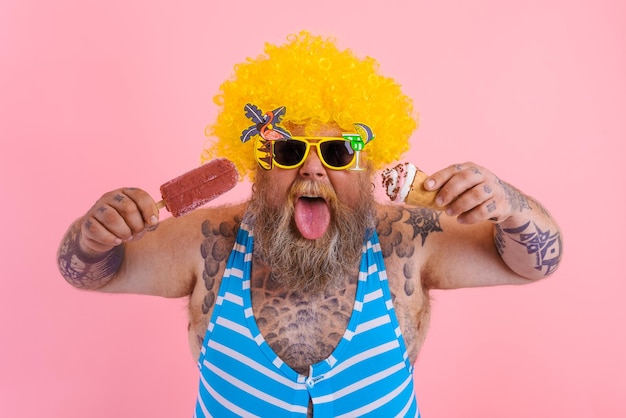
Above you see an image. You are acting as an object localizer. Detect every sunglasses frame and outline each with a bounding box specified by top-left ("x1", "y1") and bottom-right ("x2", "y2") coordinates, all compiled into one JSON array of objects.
[{"x1": 270, "y1": 136, "x2": 357, "y2": 170}]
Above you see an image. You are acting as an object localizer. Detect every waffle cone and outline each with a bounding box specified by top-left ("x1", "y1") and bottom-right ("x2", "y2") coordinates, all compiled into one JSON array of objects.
[{"x1": 405, "y1": 170, "x2": 439, "y2": 209}]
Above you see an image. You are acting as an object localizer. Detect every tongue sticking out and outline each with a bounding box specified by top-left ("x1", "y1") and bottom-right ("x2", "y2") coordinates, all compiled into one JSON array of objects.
[{"x1": 294, "y1": 197, "x2": 331, "y2": 240}]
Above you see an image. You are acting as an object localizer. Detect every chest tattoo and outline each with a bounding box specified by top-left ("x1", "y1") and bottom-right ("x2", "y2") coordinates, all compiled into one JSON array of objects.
[{"x1": 250, "y1": 257, "x2": 358, "y2": 374}]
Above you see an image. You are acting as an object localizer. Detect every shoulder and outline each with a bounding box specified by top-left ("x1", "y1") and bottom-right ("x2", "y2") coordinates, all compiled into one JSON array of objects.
[
  {"x1": 374, "y1": 203, "x2": 443, "y2": 293},
  {"x1": 375, "y1": 202, "x2": 444, "y2": 258},
  {"x1": 183, "y1": 201, "x2": 248, "y2": 252}
]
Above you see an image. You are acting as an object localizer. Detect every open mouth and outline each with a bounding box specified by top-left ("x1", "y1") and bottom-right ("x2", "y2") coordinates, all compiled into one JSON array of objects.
[{"x1": 299, "y1": 195, "x2": 326, "y2": 203}]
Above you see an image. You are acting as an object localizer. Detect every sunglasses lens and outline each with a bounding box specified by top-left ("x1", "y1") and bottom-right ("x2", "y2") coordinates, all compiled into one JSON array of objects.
[
  {"x1": 273, "y1": 140, "x2": 307, "y2": 167},
  {"x1": 320, "y1": 140, "x2": 355, "y2": 168}
]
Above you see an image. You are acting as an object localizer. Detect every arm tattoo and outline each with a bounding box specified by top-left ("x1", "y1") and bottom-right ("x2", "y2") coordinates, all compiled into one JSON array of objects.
[
  {"x1": 405, "y1": 207, "x2": 443, "y2": 246},
  {"x1": 494, "y1": 224, "x2": 507, "y2": 255},
  {"x1": 529, "y1": 197, "x2": 551, "y2": 217},
  {"x1": 495, "y1": 221, "x2": 562, "y2": 275},
  {"x1": 496, "y1": 178, "x2": 531, "y2": 212},
  {"x1": 57, "y1": 224, "x2": 124, "y2": 289}
]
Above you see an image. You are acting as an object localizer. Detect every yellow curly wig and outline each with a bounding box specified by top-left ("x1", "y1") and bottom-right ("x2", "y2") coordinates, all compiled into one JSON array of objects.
[{"x1": 201, "y1": 31, "x2": 418, "y2": 180}]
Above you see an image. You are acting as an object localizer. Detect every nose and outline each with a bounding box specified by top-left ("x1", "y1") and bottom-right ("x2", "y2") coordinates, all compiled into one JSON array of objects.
[{"x1": 299, "y1": 147, "x2": 327, "y2": 179}]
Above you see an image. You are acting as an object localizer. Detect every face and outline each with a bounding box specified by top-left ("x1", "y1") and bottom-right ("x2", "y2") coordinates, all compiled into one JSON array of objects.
[
  {"x1": 261, "y1": 125, "x2": 367, "y2": 210},
  {"x1": 249, "y1": 125, "x2": 376, "y2": 292}
]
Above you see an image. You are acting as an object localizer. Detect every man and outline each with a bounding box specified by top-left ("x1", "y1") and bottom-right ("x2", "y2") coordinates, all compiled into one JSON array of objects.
[{"x1": 57, "y1": 32, "x2": 562, "y2": 417}]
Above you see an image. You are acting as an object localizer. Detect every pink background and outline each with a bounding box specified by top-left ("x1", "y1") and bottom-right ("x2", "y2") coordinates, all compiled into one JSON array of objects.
[{"x1": 1, "y1": 0, "x2": 624, "y2": 417}]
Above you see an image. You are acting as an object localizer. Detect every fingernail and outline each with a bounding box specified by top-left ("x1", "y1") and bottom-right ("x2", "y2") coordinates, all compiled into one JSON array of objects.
[
  {"x1": 150, "y1": 215, "x2": 158, "y2": 225},
  {"x1": 436, "y1": 196, "x2": 444, "y2": 206},
  {"x1": 114, "y1": 238, "x2": 122, "y2": 245},
  {"x1": 425, "y1": 179, "x2": 435, "y2": 190},
  {"x1": 445, "y1": 207, "x2": 453, "y2": 216}
]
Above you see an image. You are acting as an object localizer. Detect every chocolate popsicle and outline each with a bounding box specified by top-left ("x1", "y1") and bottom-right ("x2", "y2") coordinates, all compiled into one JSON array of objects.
[{"x1": 157, "y1": 158, "x2": 239, "y2": 217}]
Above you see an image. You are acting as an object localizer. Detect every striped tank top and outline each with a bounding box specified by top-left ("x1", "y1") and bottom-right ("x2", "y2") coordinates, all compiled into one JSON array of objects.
[{"x1": 194, "y1": 218, "x2": 420, "y2": 417}]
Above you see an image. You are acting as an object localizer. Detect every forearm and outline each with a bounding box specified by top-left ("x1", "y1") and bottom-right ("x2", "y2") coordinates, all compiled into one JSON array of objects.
[
  {"x1": 56, "y1": 220, "x2": 125, "y2": 290},
  {"x1": 493, "y1": 193, "x2": 563, "y2": 280}
]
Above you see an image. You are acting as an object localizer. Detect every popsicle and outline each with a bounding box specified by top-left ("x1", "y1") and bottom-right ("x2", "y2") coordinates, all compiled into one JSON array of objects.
[
  {"x1": 381, "y1": 162, "x2": 439, "y2": 209},
  {"x1": 157, "y1": 158, "x2": 239, "y2": 217}
]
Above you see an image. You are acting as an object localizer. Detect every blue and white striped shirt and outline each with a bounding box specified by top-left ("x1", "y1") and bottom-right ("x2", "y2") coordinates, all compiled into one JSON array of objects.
[{"x1": 194, "y1": 219, "x2": 420, "y2": 417}]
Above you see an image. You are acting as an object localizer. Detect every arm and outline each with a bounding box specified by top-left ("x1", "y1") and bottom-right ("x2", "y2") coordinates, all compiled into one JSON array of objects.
[
  {"x1": 56, "y1": 187, "x2": 201, "y2": 297},
  {"x1": 420, "y1": 162, "x2": 563, "y2": 289}
]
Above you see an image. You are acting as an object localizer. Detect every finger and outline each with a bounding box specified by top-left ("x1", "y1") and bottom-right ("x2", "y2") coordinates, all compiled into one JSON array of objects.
[
  {"x1": 91, "y1": 203, "x2": 135, "y2": 240},
  {"x1": 81, "y1": 216, "x2": 123, "y2": 252},
  {"x1": 445, "y1": 182, "x2": 494, "y2": 217},
  {"x1": 123, "y1": 187, "x2": 159, "y2": 226},
  {"x1": 424, "y1": 163, "x2": 465, "y2": 191},
  {"x1": 104, "y1": 191, "x2": 147, "y2": 236},
  {"x1": 434, "y1": 164, "x2": 485, "y2": 207},
  {"x1": 456, "y1": 199, "x2": 500, "y2": 224}
]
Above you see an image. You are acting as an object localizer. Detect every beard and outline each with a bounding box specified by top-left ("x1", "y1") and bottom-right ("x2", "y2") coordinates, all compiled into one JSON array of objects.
[{"x1": 249, "y1": 171, "x2": 376, "y2": 293}]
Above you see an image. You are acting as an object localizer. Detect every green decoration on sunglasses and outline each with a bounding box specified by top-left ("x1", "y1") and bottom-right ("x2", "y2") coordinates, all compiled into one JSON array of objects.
[
  {"x1": 344, "y1": 123, "x2": 375, "y2": 171},
  {"x1": 240, "y1": 103, "x2": 374, "y2": 171}
]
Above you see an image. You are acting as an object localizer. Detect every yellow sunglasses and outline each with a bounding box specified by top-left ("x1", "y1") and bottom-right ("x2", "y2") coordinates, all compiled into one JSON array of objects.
[{"x1": 260, "y1": 136, "x2": 357, "y2": 170}]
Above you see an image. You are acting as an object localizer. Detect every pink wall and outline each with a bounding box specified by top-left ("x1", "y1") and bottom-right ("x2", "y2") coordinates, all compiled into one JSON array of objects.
[{"x1": 1, "y1": 0, "x2": 624, "y2": 416}]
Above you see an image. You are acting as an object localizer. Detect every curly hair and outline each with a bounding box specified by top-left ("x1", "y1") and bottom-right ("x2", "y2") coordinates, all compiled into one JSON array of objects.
[{"x1": 201, "y1": 31, "x2": 418, "y2": 180}]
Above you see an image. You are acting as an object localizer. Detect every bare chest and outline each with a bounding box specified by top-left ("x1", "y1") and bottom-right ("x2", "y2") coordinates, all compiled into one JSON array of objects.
[{"x1": 250, "y1": 279, "x2": 357, "y2": 374}]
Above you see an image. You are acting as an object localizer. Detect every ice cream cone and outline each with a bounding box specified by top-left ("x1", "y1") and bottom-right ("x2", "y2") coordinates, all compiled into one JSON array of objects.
[
  {"x1": 381, "y1": 162, "x2": 440, "y2": 210},
  {"x1": 404, "y1": 169, "x2": 439, "y2": 209}
]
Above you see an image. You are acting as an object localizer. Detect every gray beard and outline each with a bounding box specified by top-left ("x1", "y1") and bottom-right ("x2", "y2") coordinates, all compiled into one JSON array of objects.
[{"x1": 249, "y1": 173, "x2": 376, "y2": 293}]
